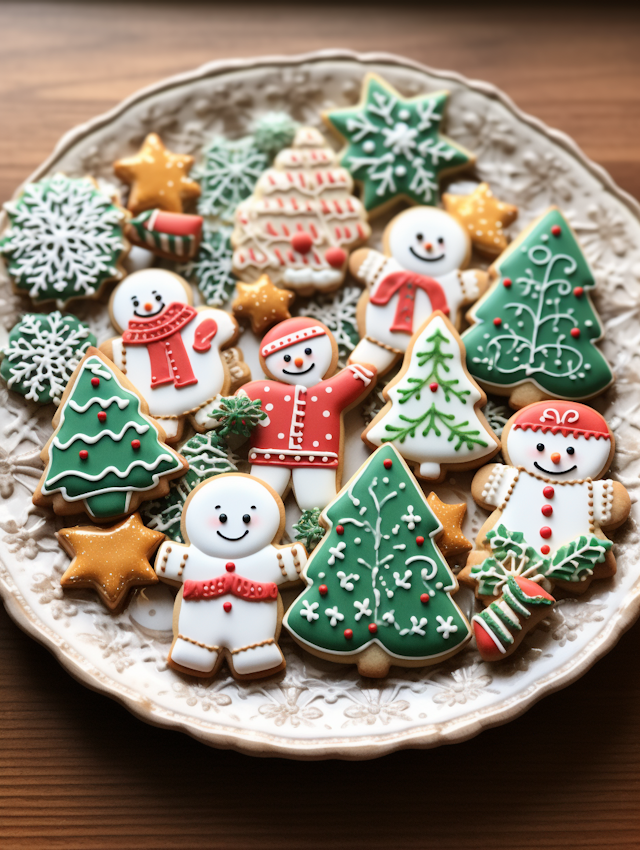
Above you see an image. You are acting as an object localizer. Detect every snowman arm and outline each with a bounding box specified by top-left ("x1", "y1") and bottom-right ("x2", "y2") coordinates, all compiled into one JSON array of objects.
[
  {"x1": 471, "y1": 463, "x2": 516, "y2": 511},
  {"x1": 593, "y1": 479, "x2": 631, "y2": 531},
  {"x1": 273, "y1": 543, "x2": 307, "y2": 584},
  {"x1": 350, "y1": 250, "x2": 402, "y2": 291},
  {"x1": 458, "y1": 269, "x2": 490, "y2": 304},
  {"x1": 154, "y1": 540, "x2": 190, "y2": 584},
  {"x1": 197, "y1": 308, "x2": 238, "y2": 348}
]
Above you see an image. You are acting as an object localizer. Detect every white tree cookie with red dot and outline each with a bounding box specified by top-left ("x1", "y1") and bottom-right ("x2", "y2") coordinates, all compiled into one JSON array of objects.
[
  {"x1": 348, "y1": 206, "x2": 490, "y2": 376},
  {"x1": 235, "y1": 317, "x2": 377, "y2": 512},
  {"x1": 155, "y1": 472, "x2": 307, "y2": 680},
  {"x1": 100, "y1": 268, "x2": 243, "y2": 443},
  {"x1": 231, "y1": 127, "x2": 371, "y2": 296},
  {"x1": 459, "y1": 400, "x2": 631, "y2": 661}
]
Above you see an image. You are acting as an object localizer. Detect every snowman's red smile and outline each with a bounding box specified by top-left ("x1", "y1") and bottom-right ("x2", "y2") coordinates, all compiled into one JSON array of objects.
[
  {"x1": 409, "y1": 247, "x2": 446, "y2": 263},
  {"x1": 534, "y1": 462, "x2": 577, "y2": 476},
  {"x1": 216, "y1": 530, "x2": 249, "y2": 541}
]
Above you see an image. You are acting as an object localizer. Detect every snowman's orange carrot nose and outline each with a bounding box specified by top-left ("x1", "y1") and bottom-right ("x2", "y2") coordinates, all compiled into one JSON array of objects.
[
  {"x1": 295, "y1": 357, "x2": 304, "y2": 368},
  {"x1": 144, "y1": 302, "x2": 153, "y2": 311},
  {"x1": 425, "y1": 242, "x2": 433, "y2": 251},
  {"x1": 551, "y1": 452, "x2": 562, "y2": 464}
]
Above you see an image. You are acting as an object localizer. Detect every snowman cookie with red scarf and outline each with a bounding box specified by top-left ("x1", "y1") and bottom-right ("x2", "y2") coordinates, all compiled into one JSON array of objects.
[
  {"x1": 236, "y1": 317, "x2": 377, "y2": 512},
  {"x1": 459, "y1": 400, "x2": 631, "y2": 661},
  {"x1": 100, "y1": 269, "x2": 241, "y2": 443},
  {"x1": 348, "y1": 206, "x2": 489, "y2": 375}
]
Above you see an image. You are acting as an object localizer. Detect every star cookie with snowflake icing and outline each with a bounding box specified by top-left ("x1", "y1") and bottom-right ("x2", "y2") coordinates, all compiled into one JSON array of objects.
[
  {"x1": 1, "y1": 174, "x2": 129, "y2": 308},
  {"x1": 324, "y1": 74, "x2": 475, "y2": 216}
]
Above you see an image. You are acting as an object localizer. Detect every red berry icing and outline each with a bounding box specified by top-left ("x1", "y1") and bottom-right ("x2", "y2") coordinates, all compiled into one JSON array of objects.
[
  {"x1": 325, "y1": 246, "x2": 347, "y2": 268},
  {"x1": 97, "y1": 411, "x2": 107, "y2": 423},
  {"x1": 319, "y1": 584, "x2": 328, "y2": 596},
  {"x1": 541, "y1": 504, "x2": 553, "y2": 517},
  {"x1": 131, "y1": 439, "x2": 141, "y2": 449},
  {"x1": 79, "y1": 450, "x2": 89, "y2": 460},
  {"x1": 336, "y1": 525, "x2": 344, "y2": 535},
  {"x1": 543, "y1": 486, "x2": 555, "y2": 498},
  {"x1": 368, "y1": 623, "x2": 378, "y2": 634},
  {"x1": 344, "y1": 628, "x2": 353, "y2": 640},
  {"x1": 429, "y1": 382, "x2": 438, "y2": 392},
  {"x1": 291, "y1": 232, "x2": 313, "y2": 254},
  {"x1": 540, "y1": 526, "x2": 552, "y2": 539},
  {"x1": 420, "y1": 593, "x2": 430, "y2": 604},
  {"x1": 540, "y1": 545, "x2": 551, "y2": 555},
  {"x1": 223, "y1": 601, "x2": 232, "y2": 613},
  {"x1": 90, "y1": 377, "x2": 100, "y2": 388},
  {"x1": 225, "y1": 562, "x2": 235, "y2": 572},
  {"x1": 493, "y1": 317, "x2": 502, "y2": 326},
  {"x1": 416, "y1": 536, "x2": 425, "y2": 546},
  {"x1": 573, "y1": 286, "x2": 584, "y2": 297},
  {"x1": 551, "y1": 224, "x2": 562, "y2": 236},
  {"x1": 383, "y1": 458, "x2": 393, "y2": 469},
  {"x1": 503, "y1": 278, "x2": 512, "y2": 288},
  {"x1": 570, "y1": 327, "x2": 581, "y2": 338}
]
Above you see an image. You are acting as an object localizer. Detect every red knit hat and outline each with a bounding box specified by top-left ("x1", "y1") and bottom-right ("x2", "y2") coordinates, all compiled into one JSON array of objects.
[
  {"x1": 511, "y1": 401, "x2": 610, "y2": 440},
  {"x1": 260, "y1": 317, "x2": 329, "y2": 358}
]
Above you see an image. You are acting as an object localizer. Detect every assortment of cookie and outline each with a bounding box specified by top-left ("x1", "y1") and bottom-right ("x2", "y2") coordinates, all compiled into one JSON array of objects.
[{"x1": 0, "y1": 76, "x2": 629, "y2": 682}]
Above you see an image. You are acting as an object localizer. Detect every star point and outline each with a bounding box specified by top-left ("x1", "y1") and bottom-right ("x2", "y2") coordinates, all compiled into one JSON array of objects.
[
  {"x1": 427, "y1": 492, "x2": 472, "y2": 558},
  {"x1": 443, "y1": 183, "x2": 518, "y2": 257},
  {"x1": 232, "y1": 274, "x2": 296, "y2": 334},
  {"x1": 57, "y1": 513, "x2": 164, "y2": 611}
]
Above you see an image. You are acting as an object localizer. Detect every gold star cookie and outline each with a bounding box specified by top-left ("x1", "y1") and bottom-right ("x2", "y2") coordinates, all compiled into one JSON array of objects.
[
  {"x1": 232, "y1": 274, "x2": 296, "y2": 334},
  {"x1": 113, "y1": 133, "x2": 201, "y2": 215},
  {"x1": 57, "y1": 513, "x2": 164, "y2": 611},
  {"x1": 443, "y1": 183, "x2": 518, "y2": 257},
  {"x1": 427, "y1": 492, "x2": 472, "y2": 558}
]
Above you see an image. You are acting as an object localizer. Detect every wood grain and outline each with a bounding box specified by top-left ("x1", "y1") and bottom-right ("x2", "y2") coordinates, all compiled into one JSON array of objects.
[{"x1": 1, "y1": 3, "x2": 640, "y2": 848}]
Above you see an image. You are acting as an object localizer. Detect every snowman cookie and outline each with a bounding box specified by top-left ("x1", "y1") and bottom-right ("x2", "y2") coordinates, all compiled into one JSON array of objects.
[
  {"x1": 348, "y1": 206, "x2": 489, "y2": 376},
  {"x1": 236, "y1": 317, "x2": 377, "y2": 512},
  {"x1": 100, "y1": 269, "x2": 243, "y2": 443},
  {"x1": 459, "y1": 400, "x2": 631, "y2": 661},
  {"x1": 155, "y1": 473, "x2": 307, "y2": 679}
]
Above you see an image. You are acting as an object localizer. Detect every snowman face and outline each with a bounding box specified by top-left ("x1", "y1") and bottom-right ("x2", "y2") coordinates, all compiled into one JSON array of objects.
[
  {"x1": 264, "y1": 335, "x2": 334, "y2": 387},
  {"x1": 185, "y1": 475, "x2": 282, "y2": 559},
  {"x1": 386, "y1": 207, "x2": 470, "y2": 277},
  {"x1": 110, "y1": 269, "x2": 190, "y2": 332},
  {"x1": 505, "y1": 428, "x2": 611, "y2": 480}
]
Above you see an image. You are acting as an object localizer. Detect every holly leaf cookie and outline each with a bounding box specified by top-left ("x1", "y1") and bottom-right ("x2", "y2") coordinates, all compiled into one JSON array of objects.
[{"x1": 324, "y1": 74, "x2": 475, "y2": 216}]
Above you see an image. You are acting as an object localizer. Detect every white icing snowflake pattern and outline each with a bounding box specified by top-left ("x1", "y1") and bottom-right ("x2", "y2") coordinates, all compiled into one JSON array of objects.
[
  {"x1": 178, "y1": 224, "x2": 236, "y2": 306},
  {"x1": 304, "y1": 285, "x2": 361, "y2": 365},
  {"x1": 300, "y1": 600, "x2": 320, "y2": 622},
  {"x1": 401, "y1": 506, "x2": 421, "y2": 531},
  {"x1": 435, "y1": 615, "x2": 459, "y2": 640},
  {"x1": 325, "y1": 606, "x2": 344, "y2": 627},
  {"x1": 195, "y1": 137, "x2": 267, "y2": 222}
]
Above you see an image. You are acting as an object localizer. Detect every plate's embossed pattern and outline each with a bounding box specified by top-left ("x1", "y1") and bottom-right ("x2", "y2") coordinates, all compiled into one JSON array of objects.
[{"x1": 0, "y1": 51, "x2": 639, "y2": 758}]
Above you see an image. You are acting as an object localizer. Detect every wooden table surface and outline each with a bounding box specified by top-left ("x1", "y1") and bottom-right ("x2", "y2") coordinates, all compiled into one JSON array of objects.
[{"x1": 1, "y1": 4, "x2": 639, "y2": 848}]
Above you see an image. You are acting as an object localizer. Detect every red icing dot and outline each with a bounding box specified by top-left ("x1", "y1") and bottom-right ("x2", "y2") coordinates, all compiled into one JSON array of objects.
[
  {"x1": 225, "y1": 562, "x2": 235, "y2": 572},
  {"x1": 291, "y1": 232, "x2": 313, "y2": 254},
  {"x1": 503, "y1": 278, "x2": 512, "y2": 288},
  {"x1": 493, "y1": 317, "x2": 502, "y2": 327},
  {"x1": 344, "y1": 628, "x2": 353, "y2": 640},
  {"x1": 540, "y1": 545, "x2": 551, "y2": 555},
  {"x1": 79, "y1": 450, "x2": 89, "y2": 460},
  {"x1": 336, "y1": 525, "x2": 344, "y2": 535},
  {"x1": 570, "y1": 327, "x2": 581, "y2": 338},
  {"x1": 429, "y1": 382, "x2": 439, "y2": 392},
  {"x1": 325, "y1": 246, "x2": 347, "y2": 268},
  {"x1": 551, "y1": 224, "x2": 562, "y2": 236},
  {"x1": 541, "y1": 504, "x2": 553, "y2": 517},
  {"x1": 223, "y1": 601, "x2": 232, "y2": 613},
  {"x1": 368, "y1": 623, "x2": 378, "y2": 634},
  {"x1": 383, "y1": 458, "x2": 393, "y2": 469},
  {"x1": 97, "y1": 411, "x2": 107, "y2": 423},
  {"x1": 420, "y1": 593, "x2": 430, "y2": 604},
  {"x1": 543, "y1": 486, "x2": 555, "y2": 498},
  {"x1": 319, "y1": 584, "x2": 328, "y2": 596},
  {"x1": 131, "y1": 439, "x2": 141, "y2": 450},
  {"x1": 573, "y1": 286, "x2": 584, "y2": 297},
  {"x1": 91, "y1": 377, "x2": 100, "y2": 388},
  {"x1": 540, "y1": 526, "x2": 552, "y2": 539},
  {"x1": 416, "y1": 536, "x2": 425, "y2": 546}
]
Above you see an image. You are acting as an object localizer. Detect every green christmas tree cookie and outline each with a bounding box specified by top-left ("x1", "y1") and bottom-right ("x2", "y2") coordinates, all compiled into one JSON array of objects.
[
  {"x1": 33, "y1": 350, "x2": 187, "y2": 520},
  {"x1": 462, "y1": 207, "x2": 614, "y2": 406},
  {"x1": 284, "y1": 445, "x2": 471, "y2": 677}
]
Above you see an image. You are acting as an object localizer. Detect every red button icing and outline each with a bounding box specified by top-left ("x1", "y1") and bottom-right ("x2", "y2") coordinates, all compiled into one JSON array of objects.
[
  {"x1": 429, "y1": 382, "x2": 438, "y2": 392},
  {"x1": 543, "y1": 486, "x2": 555, "y2": 498},
  {"x1": 225, "y1": 562, "x2": 235, "y2": 572},
  {"x1": 344, "y1": 629, "x2": 353, "y2": 640},
  {"x1": 325, "y1": 246, "x2": 347, "y2": 268},
  {"x1": 336, "y1": 525, "x2": 344, "y2": 535},
  {"x1": 223, "y1": 602, "x2": 232, "y2": 613},
  {"x1": 551, "y1": 224, "x2": 562, "y2": 236},
  {"x1": 368, "y1": 623, "x2": 378, "y2": 634},
  {"x1": 97, "y1": 411, "x2": 107, "y2": 423},
  {"x1": 131, "y1": 439, "x2": 141, "y2": 449},
  {"x1": 319, "y1": 585, "x2": 328, "y2": 596},
  {"x1": 420, "y1": 593, "x2": 430, "y2": 604},
  {"x1": 416, "y1": 536, "x2": 425, "y2": 546},
  {"x1": 541, "y1": 504, "x2": 553, "y2": 517},
  {"x1": 540, "y1": 526, "x2": 552, "y2": 539},
  {"x1": 91, "y1": 377, "x2": 100, "y2": 388},
  {"x1": 540, "y1": 545, "x2": 551, "y2": 555},
  {"x1": 291, "y1": 232, "x2": 313, "y2": 254},
  {"x1": 79, "y1": 450, "x2": 89, "y2": 460},
  {"x1": 383, "y1": 458, "x2": 393, "y2": 469}
]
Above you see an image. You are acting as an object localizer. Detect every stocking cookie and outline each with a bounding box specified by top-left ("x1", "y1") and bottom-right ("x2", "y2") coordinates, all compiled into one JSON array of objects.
[
  {"x1": 459, "y1": 400, "x2": 631, "y2": 660},
  {"x1": 236, "y1": 317, "x2": 377, "y2": 512},
  {"x1": 462, "y1": 207, "x2": 614, "y2": 408},
  {"x1": 33, "y1": 349, "x2": 188, "y2": 521},
  {"x1": 100, "y1": 269, "x2": 242, "y2": 442},
  {"x1": 284, "y1": 445, "x2": 472, "y2": 677},
  {"x1": 125, "y1": 209, "x2": 203, "y2": 263},
  {"x1": 348, "y1": 205, "x2": 489, "y2": 374},
  {"x1": 363, "y1": 312, "x2": 500, "y2": 482},
  {"x1": 155, "y1": 473, "x2": 307, "y2": 679}
]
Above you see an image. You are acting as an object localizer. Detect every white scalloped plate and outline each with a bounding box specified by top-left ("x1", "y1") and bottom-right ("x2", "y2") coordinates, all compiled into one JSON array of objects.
[{"x1": 1, "y1": 50, "x2": 639, "y2": 759}]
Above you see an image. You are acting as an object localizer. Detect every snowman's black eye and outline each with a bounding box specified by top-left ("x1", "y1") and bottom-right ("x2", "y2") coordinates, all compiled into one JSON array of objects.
[
  {"x1": 416, "y1": 233, "x2": 423, "y2": 242},
  {"x1": 537, "y1": 443, "x2": 545, "y2": 452},
  {"x1": 567, "y1": 446, "x2": 575, "y2": 455},
  {"x1": 155, "y1": 294, "x2": 162, "y2": 302},
  {"x1": 438, "y1": 237, "x2": 444, "y2": 245},
  {"x1": 132, "y1": 299, "x2": 139, "y2": 307},
  {"x1": 251, "y1": 506, "x2": 256, "y2": 510},
  {"x1": 219, "y1": 513, "x2": 227, "y2": 523},
  {"x1": 284, "y1": 354, "x2": 291, "y2": 362},
  {"x1": 305, "y1": 347, "x2": 312, "y2": 355},
  {"x1": 243, "y1": 514, "x2": 251, "y2": 524}
]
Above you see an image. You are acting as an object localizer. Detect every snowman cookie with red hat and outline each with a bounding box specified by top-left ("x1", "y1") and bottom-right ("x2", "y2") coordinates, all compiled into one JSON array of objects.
[
  {"x1": 459, "y1": 399, "x2": 631, "y2": 662},
  {"x1": 236, "y1": 316, "x2": 377, "y2": 511},
  {"x1": 100, "y1": 268, "x2": 242, "y2": 443},
  {"x1": 348, "y1": 206, "x2": 490, "y2": 375}
]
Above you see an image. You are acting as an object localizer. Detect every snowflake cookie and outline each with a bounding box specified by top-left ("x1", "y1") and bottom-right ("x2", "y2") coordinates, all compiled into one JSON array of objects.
[
  {"x1": 324, "y1": 74, "x2": 475, "y2": 216},
  {"x1": 195, "y1": 136, "x2": 268, "y2": 223},
  {"x1": 303, "y1": 285, "x2": 361, "y2": 366},
  {"x1": 177, "y1": 224, "x2": 237, "y2": 306},
  {"x1": 1, "y1": 311, "x2": 96, "y2": 405},
  {"x1": 1, "y1": 174, "x2": 129, "y2": 308}
]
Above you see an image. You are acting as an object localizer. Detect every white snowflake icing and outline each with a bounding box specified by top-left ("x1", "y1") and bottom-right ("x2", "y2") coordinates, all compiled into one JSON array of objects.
[
  {"x1": 178, "y1": 224, "x2": 236, "y2": 306},
  {"x1": 299, "y1": 600, "x2": 319, "y2": 622},
  {"x1": 303, "y1": 285, "x2": 361, "y2": 365},
  {"x1": 327, "y1": 541, "x2": 347, "y2": 565},
  {"x1": 401, "y1": 506, "x2": 421, "y2": 531},
  {"x1": 1, "y1": 174, "x2": 126, "y2": 305},
  {"x1": 353, "y1": 598, "x2": 372, "y2": 621},
  {"x1": 195, "y1": 136, "x2": 268, "y2": 222},
  {"x1": 324, "y1": 606, "x2": 344, "y2": 627},
  {"x1": 1, "y1": 312, "x2": 95, "y2": 404},
  {"x1": 435, "y1": 615, "x2": 458, "y2": 639},
  {"x1": 336, "y1": 570, "x2": 359, "y2": 591}
]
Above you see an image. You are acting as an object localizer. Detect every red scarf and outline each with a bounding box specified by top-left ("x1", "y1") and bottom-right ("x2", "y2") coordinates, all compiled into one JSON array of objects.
[
  {"x1": 369, "y1": 271, "x2": 449, "y2": 334},
  {"x1": 183, "y1": 573, "x2": 278, "y2": 602}
]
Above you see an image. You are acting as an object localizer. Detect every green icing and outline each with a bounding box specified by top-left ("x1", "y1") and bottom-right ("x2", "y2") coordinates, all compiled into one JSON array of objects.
[
  {"x1": 176, "y1": 224, "x2": 237, "y2": 307},
  {"x1": 293, "y1": 508, "x2": 325, "y2": 553},
  {"x1": 42, "y1": 356, "x2": 182, "y2": 518},
  {"x1": 284, "y1": 445, "x2": 471, "y2": 660},
  {"x1": 325, "y1": 75, "x2": 474, "y2": 213},
  {"x1": 462, "y1": 208, "x2": 614, "y2": 399},
  {"x1": 195, "y1": 137, "x2": 268, "y2": 223}
]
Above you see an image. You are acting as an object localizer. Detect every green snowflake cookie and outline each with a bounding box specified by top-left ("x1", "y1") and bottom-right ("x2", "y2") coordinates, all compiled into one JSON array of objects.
[
  {"x1": 252, "y1": 112, "x2": 299, "y2": 158},
  {"x1": 1, "y1": 174, "x2": 128, "y2": 308},
  {"x1": 303, "y1": 285, "x2": 361, "y2": 366},
  {"x1": 1, "y1": 311, "x2": 96, "y2": 405},
  {"x1": 324, "y1": 74, "x2": 474, "y2": 214},
  {"x1": 177, "y1": 224, "x2": 237, "y2": 306},
  {"x1": 195, "y1": 136, "x2": 268, "y2": 222}
]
